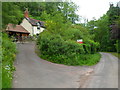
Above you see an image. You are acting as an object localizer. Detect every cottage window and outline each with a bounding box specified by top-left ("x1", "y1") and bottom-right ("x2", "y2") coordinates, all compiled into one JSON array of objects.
[
  {"x1": 37, "y1": 26, "x2": 40, "y2": 29},
  {"x1": 37, "y1": 22, "x2": 40, "y2": 29}
]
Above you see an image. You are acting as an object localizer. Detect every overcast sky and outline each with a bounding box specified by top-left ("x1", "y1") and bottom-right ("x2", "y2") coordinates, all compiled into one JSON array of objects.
[{"x1": 72, "y1": 0, "x2": 119, "y2": 23}]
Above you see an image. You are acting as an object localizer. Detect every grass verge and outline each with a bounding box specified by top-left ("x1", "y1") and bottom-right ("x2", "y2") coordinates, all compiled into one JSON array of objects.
[
  {"x1": 35, "y1": 44, "x2": 101, "y2": 66},
  {"x1": 40, "y1": 53, "x2": 101, "y2": 66}
]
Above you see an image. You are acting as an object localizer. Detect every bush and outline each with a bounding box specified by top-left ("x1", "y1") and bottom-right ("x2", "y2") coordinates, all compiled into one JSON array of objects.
[
  {"x1": 2, "y1": 33, "x2": 16, "y2": 88},
  {"x1": 83, "y1": 40, "x2": 100, "y2": 54},
  {"x1": 37, "y1": 16, "x2": 100, "y2": 66},
  {"x1": 37, "y1": 29, "x2": 100, "y2": 66},
  {"x1": 37, "y1": 31, "x2": 85, "y2": 55},
  {"x1": 115, "y1": 40, "x2": 120, "y2": 53}
]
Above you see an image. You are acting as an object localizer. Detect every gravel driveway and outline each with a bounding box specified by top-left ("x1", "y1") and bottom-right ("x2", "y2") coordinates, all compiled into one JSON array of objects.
[{"x1": 13, "y1": 42, "x2": 118, "y2": 88}]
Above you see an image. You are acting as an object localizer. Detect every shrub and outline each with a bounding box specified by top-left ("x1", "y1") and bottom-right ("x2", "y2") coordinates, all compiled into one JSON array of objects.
[
  {"x1": 37, "y1": 17, "x2": 100, "y2": 66},
  {"x1": 115, "y1": 40, "x2": 120, "y2": 53},
  {"x1": 37, "y1": 29, "x2": 100, "y2": 66},
  {"x1": 84, "y1": 40, "x2": 100, "y2": 54},
  {"x1": 37, "y1": 31, "x2": 85, "y2": 55},
  {"x1": 37, "y1": 31, "x2": 64, "y2": 55}
]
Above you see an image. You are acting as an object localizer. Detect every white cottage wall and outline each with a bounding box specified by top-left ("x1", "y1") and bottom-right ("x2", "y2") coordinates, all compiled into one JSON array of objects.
[
  {"x1": 33, "y1": 26, "x2": 45, "y2": 35},
  {"x1": 20, "y1": 18, "x2": 33, "y2": 36},
  {"x1": 33, "y1": 26, "x2": 39, "y2": 35},
  {"x1": 40, "y1": 27, "x2": 45, "y2": 33}
]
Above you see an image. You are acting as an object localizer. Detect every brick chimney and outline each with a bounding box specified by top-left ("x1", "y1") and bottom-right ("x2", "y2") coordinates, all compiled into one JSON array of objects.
[{"x1": 24, "y1": 8, "x2": 29, "y2": 18}]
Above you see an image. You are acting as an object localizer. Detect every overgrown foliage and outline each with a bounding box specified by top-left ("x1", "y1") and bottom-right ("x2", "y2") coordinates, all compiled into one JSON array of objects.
[
  {"x1": 37, "y1": 27, "x2": 100, "y2": 65},
  {"x1": 2, "y1": 2, "x2": 23, "y2": 28},
  {"x1": 2, "y1": 33, "x2": 16, "y2": 88},
  {"x1": 115, "y1": 40, "x2": 120, "y2": 53},
  {"x1": 37, "y1": 10, "x2": 100, "y2": 65},
  {"x1": 87, "y1": 3, "x2": 120, "y2": 52},
  {"x1": 2, "y1": 2, "x2": 79, "y2": 27}
]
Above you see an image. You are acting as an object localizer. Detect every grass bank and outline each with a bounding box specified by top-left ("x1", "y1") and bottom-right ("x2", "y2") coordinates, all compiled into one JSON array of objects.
[
  {"x1": 35, "y1": 43, "x2": 101, "y2": 66},
  {"x1": 40, "y1": 53, "x2": 101, "y2": 66}
]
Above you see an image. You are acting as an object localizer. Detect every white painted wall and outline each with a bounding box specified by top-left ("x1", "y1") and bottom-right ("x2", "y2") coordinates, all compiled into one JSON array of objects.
[
  {"x1": 20, "y1": 18, "x2": 33, "y2": 36},
  {"x1": 40, "y1": 27, "x2": 45, "y2": 33},
  {"x1": 33, "y1": 26, "x2": 39, "y2": 35},
  {"x1": 33, "y1": 26, "x2": 45, "y2": 35}
]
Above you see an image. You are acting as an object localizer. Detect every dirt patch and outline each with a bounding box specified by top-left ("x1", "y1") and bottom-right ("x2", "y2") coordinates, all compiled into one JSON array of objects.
[{"x1": 78, "y1": 69, "x2": 94, "y2": 88}]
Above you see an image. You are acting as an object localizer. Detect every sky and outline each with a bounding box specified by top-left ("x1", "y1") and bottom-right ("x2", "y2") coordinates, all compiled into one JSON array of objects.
[{"x1": 72, "y1": 0, "x2": 119, "y2": 23}]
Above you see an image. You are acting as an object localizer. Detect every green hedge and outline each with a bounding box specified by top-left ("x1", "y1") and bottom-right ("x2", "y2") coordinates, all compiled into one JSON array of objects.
[
  {"x1": 37, "y1": 30, "x2": 100, "y2": 66},
  {"x1": 2, "y1": 33, "x2": 16, "y2": 88}
]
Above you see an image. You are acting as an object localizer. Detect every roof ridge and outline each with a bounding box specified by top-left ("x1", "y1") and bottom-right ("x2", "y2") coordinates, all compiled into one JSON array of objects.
[
  {"x1": 6, "y1": 23, "x2": 30, "y2": 33},
  {"x1": 20, "y1": 25, "x2": 29, "y2": 32}
]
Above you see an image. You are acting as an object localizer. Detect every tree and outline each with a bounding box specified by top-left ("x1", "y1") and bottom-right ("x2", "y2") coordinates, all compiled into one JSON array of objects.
[
  {"x1": 2, "y1": 2, "x2": 23, "y2": 28},
  {"x1": 86, "y1": 2, "x2": 120, "y2": 52},
  {"x1": 107, "y1": 3, "x2": 120, "y2": 40},
  {"x1": 58, "y1": 2, "x2": 79, "y2": 23}
]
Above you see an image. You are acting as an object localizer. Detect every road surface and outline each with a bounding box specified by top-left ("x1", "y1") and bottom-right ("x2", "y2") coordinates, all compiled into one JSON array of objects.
[
  {"x1": 13, "y1": 42, "x2": 118, "y2": 88},
  {"x1": 82, "y1": 52, "x2": 118, "y2": 88}
]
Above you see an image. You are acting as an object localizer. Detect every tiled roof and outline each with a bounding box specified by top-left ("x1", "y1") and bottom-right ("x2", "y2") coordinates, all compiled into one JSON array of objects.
[
  {"x1": 6, "y1": 24, "x2": 30, "y2": 33},
  {"x1": 26, "y1": 17, "x2": 45, "y2": 28}
]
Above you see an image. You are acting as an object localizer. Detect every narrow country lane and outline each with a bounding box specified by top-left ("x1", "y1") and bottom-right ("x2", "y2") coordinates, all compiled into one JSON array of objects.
[
  {"x1": 82, "y1": 53, "x2": 118, "y2": 88},
  {"x1": 13, "y1": 42, "x2": 93, "y2": 88},
  {"x1": 13, "y1": 42, "x2": 118, "y2": 88}
]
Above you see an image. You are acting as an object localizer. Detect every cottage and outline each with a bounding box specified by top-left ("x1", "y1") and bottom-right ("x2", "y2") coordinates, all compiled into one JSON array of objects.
[
  {"x1": 20, "y1": 8, "x2": 45, "y2": 36},
  {"x1": 6, "y1": 8, "x2": 45, "y2": 38}
]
